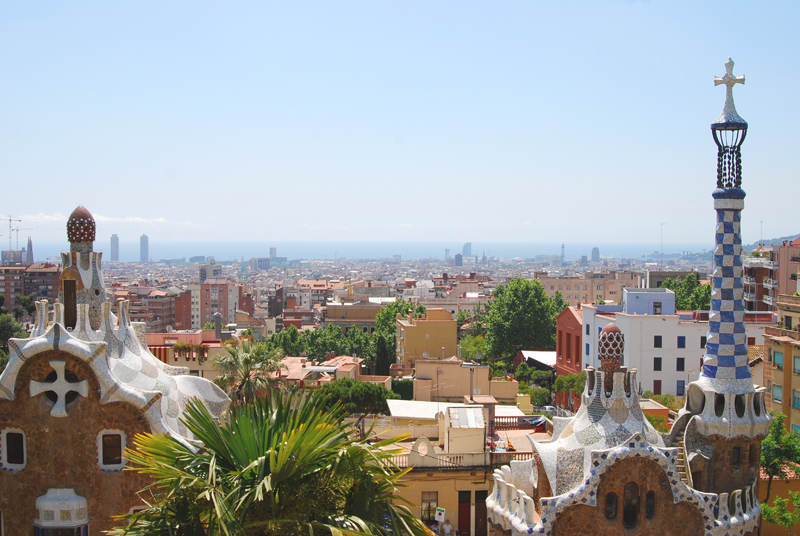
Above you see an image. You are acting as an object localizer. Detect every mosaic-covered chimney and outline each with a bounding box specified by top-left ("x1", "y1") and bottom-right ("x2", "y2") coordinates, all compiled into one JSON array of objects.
[{"x1": 598, "y1": 323, "x2": 624, "y2": 395}]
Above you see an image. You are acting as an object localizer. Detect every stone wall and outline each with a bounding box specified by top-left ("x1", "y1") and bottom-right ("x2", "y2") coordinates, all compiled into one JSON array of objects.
[
  {"x1": 0, "y1": 350, "x2": 151, "y2": 534},
  {"x1": 704, "y1": 435, "x2": 761, "y2": 496},
  {"x1": 551, "y1": 457, "x2": 704, "y2": 536}
]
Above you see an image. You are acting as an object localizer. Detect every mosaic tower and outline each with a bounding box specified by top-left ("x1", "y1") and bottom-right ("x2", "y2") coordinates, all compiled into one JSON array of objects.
[{"x1": 681, "y1": 58, "x2": 770, "y2": 496}]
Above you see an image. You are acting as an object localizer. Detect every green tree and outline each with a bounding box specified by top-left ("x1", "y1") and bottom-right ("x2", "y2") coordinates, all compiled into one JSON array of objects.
[
  {"x1": 110, "y1": 393, "x2": 427, "y2": 536},
  {"x1": 212, "y1": 341, "x2": 285, "y2": 405},
  {"x1": 203, "y1": 321, "x2": 214, "y2": 330},
  {"x1": 0, "y1": 350, "x2": 8, "y2": 374},
  {"x1": 15, "y1": 294, "x2": 36, "y2": 317},
  {"x1": 460, "y1": 335, "x2": 488, "y2": 362},
  {"x1": 528, "y1": 386, "x2": 550, "y2": 406},
  {"x1": 529, "y1": 370, "x2": 554, "y2": 390},
  {"x1": 763, "y1": 490, "x2": 800, "y2": 535},
  {"x1": 661, "y1": 274, "x2": 712, "y2": 311},
  {"x1": 266, "y1": 325, "x2": 306, "y2": 357},
  {"x1": 762, "y1": 412, "x2": 800, "y2": 504},
  {"x1": 0, "y1": 314, "x2": 27, "y2": 352},
  {"x1": 554, "y1": 372, "x2": 586, "y2": 395},
  {"x1": 374, "y1": 333, "x2": 392, "y2": 376},
  {"x1": 515, "y1": 362, "x2": 533, "y2": 384},
  {"x1": 645, "y1": 413, "x2": 670, "y2": 433},
  {"x1": 12, "y1": 306, "x2": 24, "y2": 322},
  {"x1": 391, "y1": 378, "x2": 413, "y2": 400},
  {"x1": 316, "y1": 378, "x2": 400, "y2": 418},
  {"x1": 486, "y1": 279, "x2": 560, "y2": 364}
]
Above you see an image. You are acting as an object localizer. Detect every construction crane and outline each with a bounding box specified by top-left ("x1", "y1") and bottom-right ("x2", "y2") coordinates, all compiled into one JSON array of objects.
[
  {"x1": 12, "y1": 227, "x2": 33, "y2": 250},
  {"x1": 2, "y1": 217, "x2": 22, "y2": 250}
]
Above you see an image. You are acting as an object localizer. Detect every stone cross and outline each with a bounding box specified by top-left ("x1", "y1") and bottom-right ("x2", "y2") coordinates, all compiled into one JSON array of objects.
[
  {"x1": 714, "y1": 58, "x2": 746, "y2": 124},
  {"x1": 30, "y1": 360, "x2": 88, "y2": 418}
]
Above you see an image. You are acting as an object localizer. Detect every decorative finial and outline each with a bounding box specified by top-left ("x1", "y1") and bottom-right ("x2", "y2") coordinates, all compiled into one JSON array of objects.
[{"x1": 713, "y1": 57, "x2": 747, "y2": 127}]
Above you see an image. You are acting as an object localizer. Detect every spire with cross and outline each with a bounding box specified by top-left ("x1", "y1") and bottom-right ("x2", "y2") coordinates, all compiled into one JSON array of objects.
[{"x1": 713, "y1": 57, "x2": 747, "y2": 127}]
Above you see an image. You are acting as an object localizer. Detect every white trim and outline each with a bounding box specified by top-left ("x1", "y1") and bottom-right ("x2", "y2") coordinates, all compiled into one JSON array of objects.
[
  {"x1": 0, "y1": 428, "x2": 26, "y2": 472},
  {"x1": 96, "y1": 429, "x2": 127, "y2": 471}
]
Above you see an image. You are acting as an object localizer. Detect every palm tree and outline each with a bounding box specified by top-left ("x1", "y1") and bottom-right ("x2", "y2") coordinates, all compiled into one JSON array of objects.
[
  {"x1": 212, "y1": 340, "x2": 285, "y2": 405},
  {"x1": 109, "y1": 392, "x2": 428, "y2": 536}
]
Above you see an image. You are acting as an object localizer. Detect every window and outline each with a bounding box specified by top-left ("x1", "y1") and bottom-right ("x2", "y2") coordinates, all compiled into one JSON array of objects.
[
  {"x1": 623, "y1": 482, "x2": 640, "y2": 528},
  {"x1": 653, "y1": 357, "x2": 662, "y2": 371},
  {"x1": 732, "y1": 446, "x2": 741, "y2": 469},
  {"x1": 421, "y1": 491, "x2": 438, "y2": 522},
  {"x1": 775, "y1": 352, "x2": 784, "y2": 371},
  {"x1": 604, "y1": 492, "x2": 617, "y2": 520},
  {"x1": 97, "y1": 430, "x2": 127, "y2": 471},
  {"x1": 793, "y1": 390, "x2": 800, "y2": 410},
  {"x1": 795, "y1": 356, "x2": 800, "y2": 375},
  {"x1": 654, "y1": 336, "x2": 662, "y2": 348},
  {"x1": 677, "y1": 336, "x2": 685, "y2": 349},
  {"x1": 701, "y1": 336, "x2": 707, "y2": 349},
  {"x1": 653, "y1": 302, "x2": 662, "y2": 315},
  {"x1": 747, "y1": 337, "x2": 756, "y2": 346},
  {"x1": 774, "y1": 384, "x2": 783, "y2": 403},
  {"x1": 677, "y1": 380, "x2": 685, "y2": 397},
  {"x1": 645, "y1": 491, "x2": 656, "y2": 519},
  {"x1": 653, "y1": 380, "x2": 662, "y2": 395},
  {"x1": 586, "y1": 324, "x2": 590, "y2": 335},
  {"x1": 676, "y1": 357, "x2": 685, "y2": 372},
  {"x1": 0, "y1": 429, "x2": 26, "y2": 471},
  {"x1": 586, "y1": 343, "x2": 590, "y2": 356}
]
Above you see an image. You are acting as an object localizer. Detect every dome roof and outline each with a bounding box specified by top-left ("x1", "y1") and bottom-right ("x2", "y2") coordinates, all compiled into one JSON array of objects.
[
  {"x1": 66, "y1": 206, "x2": 96, "y2": 243},
  {"x1": 600, "y1": 323, "x2": 622, "y2": 335}
]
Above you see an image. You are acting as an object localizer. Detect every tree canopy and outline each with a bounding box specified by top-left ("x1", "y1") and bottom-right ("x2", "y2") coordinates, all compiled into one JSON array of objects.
[
  {"x1": 212, "y1": 340, "x2": 285, "y2": 405},
  {"x1": 660, "y1": 273, "x2": 712, "y2": 311},
  {"x1": 316, "y1": 378, "x2": 400, "y2": 417},
  {"x1": 485, "y1": 278, "x2": 566, "y2": 364},
  {"x1": 0, "y1": 314, "x2": 27, "y2": 352},
  {"x1": 762, "y1": 411, "x2": 800, "y2": 504}
]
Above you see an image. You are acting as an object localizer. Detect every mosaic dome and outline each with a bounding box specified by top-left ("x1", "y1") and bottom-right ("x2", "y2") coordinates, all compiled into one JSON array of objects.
[{"x1": 67, "y1": 206, "x2": 96, "y2": 243}]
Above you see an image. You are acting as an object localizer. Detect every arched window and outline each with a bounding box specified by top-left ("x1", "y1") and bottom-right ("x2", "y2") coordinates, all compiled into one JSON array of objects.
[
  {"x1": 645, "y1": 491, "x2": 655, "y2": 519},
  {"x1": 623, "y1": 482, "x2": 639, "y2": 528},
  {"x1": 732, "y1": 446, "x2": 741, "y2": 469},
  {"x1": 604, "y1": 492, "x2": 617, "y2": 520}
]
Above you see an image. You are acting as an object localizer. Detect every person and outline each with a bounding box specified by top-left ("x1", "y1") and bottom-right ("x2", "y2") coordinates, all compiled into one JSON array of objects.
[
  {"x1": 430, "y1": 520, "x2": 439, "y2": 534},
  {"x1": 441, "y1": 519, "x2": 453, "y2": 536}
]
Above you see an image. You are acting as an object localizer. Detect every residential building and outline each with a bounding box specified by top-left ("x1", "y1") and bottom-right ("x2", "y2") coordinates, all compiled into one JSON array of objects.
[
  {"x1": 139, "y1": 234, "x2": 149, "y2": 263},
  {"x1": 413, "y1": 358, "x2": 518, "y2": 405},
  {"x1": 534, "y1": 270, "x2": 637, "y2": 306},
  {"x1": 639, "y1": 269, "x2": 708, "y2": 289},
  {"x1": 199, "y1": 259, "x2": 221, "y2": 283},
  {"x1": 110, "y1": 234, "x2": 119, "y2": 262},
  {"x1": 555, "y1": 306, "x2": 583, "y2": 378},
  {"x1": 759, "y1": 238, "x2": 800, "y2": 309},
  {"x1": 762, "y1": 294, "x2": 800, "y2": 429},
  {"x1": 743, "y1": 253, "x2": 771, "y2": 311},
  {"x1": 323, "y1": 301, "x2": 382, "y2": 333},
  {"x1": 189, "y1": 279, "x2": 241, "y2": 329},
  {"x1": 0, "y1": 266, "x2": 25, "y2": 307},
  {"x1": 581, "y1": 289, "x2": 772, "y2": 396},
  {"x1": 22, "y1": 263, "x2": 61, "y2": 303},
  {"x1": 396, "y1": 308, "x2": 457, "y2": 367}
]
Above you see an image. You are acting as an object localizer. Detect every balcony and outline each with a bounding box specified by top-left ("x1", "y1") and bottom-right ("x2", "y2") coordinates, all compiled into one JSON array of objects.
[
  {"x1": 777, "y1": 294, "x2": 800, "y2": 307},
  {"x1": 764, "y1": 295, "x2": 776, "y2": 306},
  {"x1": 765, "y1": 326, "x2": 800, "y2": 342},
  {"x1": 763, "y1": 278, "x2": 779, "y2": 290},
  {"x1": 791, "y1": 255, "x2": 800, "y2": 263},
  {"x1": 743, "y1": 276, "x2": 758, "y2": 286},
  {"x1": 743, "y1": 291, "x2": 757, "y2": 302}
]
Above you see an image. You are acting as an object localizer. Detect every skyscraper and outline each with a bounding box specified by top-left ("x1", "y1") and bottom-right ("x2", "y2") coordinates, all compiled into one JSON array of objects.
[
  {"x1": 270, "y1": 247, "x2": 277, "y2": 258},
  {"x1": 462, "y1": 242, "x2": 471, "y2": 257},
  {"x1": 591, "y1": 246, "x2": 600, "y2": 262},
  {"x1": 140, "y1": 234, "x2": 149, "y2": 263},
  {"x1": 110, "y1": 234, "x2": 119, "y2": 262},
  {"x1": 25, "y1": 237, "x2": 33, "y2": 266}
]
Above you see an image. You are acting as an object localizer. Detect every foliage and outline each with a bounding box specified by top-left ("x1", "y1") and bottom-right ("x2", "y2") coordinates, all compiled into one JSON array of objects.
[
  {"x1": 0, "y1": 294, "x2": 4, "y2": 309},
  {"x1": 644, "y1": 413, "x2": 670, "y2": 433},
  {"x1": 762, "y1": 412, "x2": 800, "y2": 504},
  {"x1": 374, "y1": 333, "x2": 392, "y2": 376},
  {"x1": 316, "y1": 378, "x2": 399, "y2": 417},
  {"x1": 641, "y1": 391, "x2": 680, "y2": 411},
  {"x1": 374, "y1": 299, "x2": 425, "y2": 338},
  {"x1": 489, "y1": 361, "x2": 508, "y2": 379},
  {"x1": 203, "y1": 321, "x2": 214, "y2": 330},
  {"x1": 461, "y1": 304, "x2": 489, "y2": 339},
  {"x1": 0, "y1": 350, "x2": 7, "y2": 375},
  {"x1": 212, "y1": 341, "x2": 286, "y2": 405},
  {"x1": 110, "y1": 392, "x2": 427, "y2": 536},
  {"x1": 0, "y1": 314, "x2": 27, "y2": 352},
  {"x1": 15, "y1": 294, "x2": 37, "y2": 316},
  {"x1": 660, "y1": 273, "x2": 712, "y2": 311},
  {"x1": 763, "y1": 490, "x2": 800, "y2": 535},
  {"x1": 459, "y1": 335, "x2": 487, "y2": 362},
  {"x1": 554, "y1": 372, "x2": 586, "y2": 394},
  {"x1": 485, "y1": 279, "x2": 565, "y2": 364},
  {"x1": 515, "y1": 363, "x2": 553, "y2": 389},
  {"x1": 517, "y1": 383, "x2": 550, "y2": 406},
  {"x1": 12, "y1": 306, "x2": 24, "y2": 321},
  {"x1": 391, "y1": 379, "x2": 413, "y2": 400}
]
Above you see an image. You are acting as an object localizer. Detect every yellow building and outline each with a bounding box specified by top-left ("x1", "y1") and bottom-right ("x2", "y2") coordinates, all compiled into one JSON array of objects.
[
  {"x1": 763, "y1": 293, "x2": 800, "y2": 430},
  {"x1": 396, "y1": 308, "x2": 457, "y2": 367},
  {"x1": 413, "y1": 358, "x2": 519, "y2": 405}
]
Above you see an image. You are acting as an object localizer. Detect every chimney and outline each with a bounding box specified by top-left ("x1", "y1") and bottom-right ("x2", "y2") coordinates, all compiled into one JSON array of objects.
[{"x1": 213, "y1": 312, "x2": 222, "y2": 339}]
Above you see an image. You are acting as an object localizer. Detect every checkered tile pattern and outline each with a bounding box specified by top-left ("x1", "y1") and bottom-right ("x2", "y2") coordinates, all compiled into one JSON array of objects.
[{"x1": 702, "y1": 207, "x2": 750, "y2": 380}]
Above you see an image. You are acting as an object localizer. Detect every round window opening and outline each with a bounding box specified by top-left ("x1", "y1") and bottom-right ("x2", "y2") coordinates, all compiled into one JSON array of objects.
[{"x1": 44, "y1": 369, "x2": 82, "y2": 405}]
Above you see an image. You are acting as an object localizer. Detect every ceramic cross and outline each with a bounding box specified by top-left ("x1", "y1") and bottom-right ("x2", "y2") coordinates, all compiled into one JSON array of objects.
[
  {"x1": 30, "y1": 360, "x2": 88, "y2": 417},
  {"x1": 714, "y1": 58, "x2": 746, "y2": 124}
]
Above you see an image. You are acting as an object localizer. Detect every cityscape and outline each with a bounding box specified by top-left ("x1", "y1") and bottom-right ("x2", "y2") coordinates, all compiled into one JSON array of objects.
[{"x1": 1, "y1": 3, "x2": 800, "y2": 536}]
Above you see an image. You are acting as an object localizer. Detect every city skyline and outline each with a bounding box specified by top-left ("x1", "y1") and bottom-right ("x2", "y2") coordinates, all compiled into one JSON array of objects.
[{"x1": 1, "y1": 2, "x2": 798, "y2": 246}]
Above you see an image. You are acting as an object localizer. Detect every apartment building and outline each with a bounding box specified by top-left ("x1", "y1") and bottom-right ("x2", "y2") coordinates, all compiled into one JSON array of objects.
[
  {"x1": 0, "y1": 264, "x2": 62, "y2": 309},
  {"x1": 757, "y1": 239, "x2": 800, "y2": 310},
  {"x1": 534, "y1": 270, "x2": 637, "y2": 306},
  {"x1": 396, "y1": 308, "x2": 457, "y2": 368},
  {"x1": 189, "y1": 278, "x2": 241, "y2": 329},
  {"x1": 762, "y1": 294, "x2": 800, "y2": 430},
  {"x1": 581, "y1": 288, "x2": 772, "y2": 396}
]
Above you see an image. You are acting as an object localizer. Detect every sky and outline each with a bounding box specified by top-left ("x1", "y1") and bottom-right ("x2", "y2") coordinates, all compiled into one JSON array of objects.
[{"x1": 0, "y1": 1, "x2": 797, "y2": 251}]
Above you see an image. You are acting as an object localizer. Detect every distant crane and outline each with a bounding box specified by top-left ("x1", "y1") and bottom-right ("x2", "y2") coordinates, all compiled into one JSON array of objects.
[
  {"x1": 2, "y1": 217, "x2": 22, "y2": 250},
  {"x1": 12, "y1": 227, "x2": 33, "y2": 250}
]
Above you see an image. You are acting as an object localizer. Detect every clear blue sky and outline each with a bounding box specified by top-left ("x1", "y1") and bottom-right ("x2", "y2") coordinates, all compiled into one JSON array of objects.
[{"x1": 0, "y1": 1, "x2": 796, "y2": 247}]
